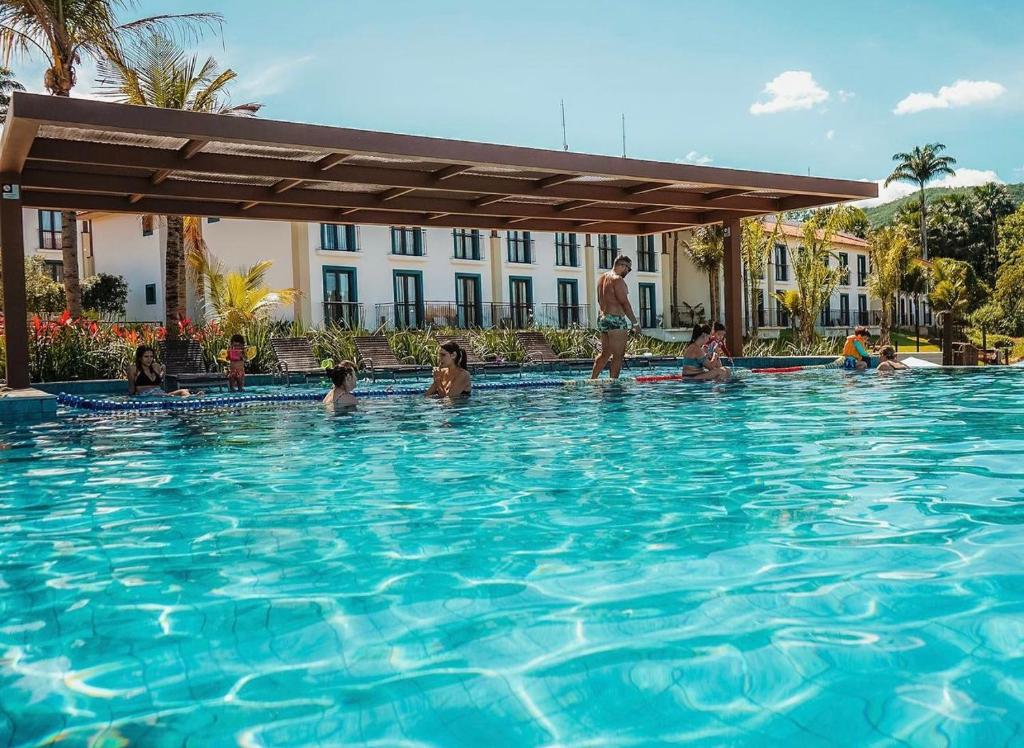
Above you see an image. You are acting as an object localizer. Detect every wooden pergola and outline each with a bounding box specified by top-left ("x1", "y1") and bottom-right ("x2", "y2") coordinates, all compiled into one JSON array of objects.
[{"x1": 0, "y1": 91, "x2": 876, "y2": 388}]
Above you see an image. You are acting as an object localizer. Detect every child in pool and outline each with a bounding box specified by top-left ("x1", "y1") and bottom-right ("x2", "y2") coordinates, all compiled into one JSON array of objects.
[
  {"x1": 323, "y1": 361, "x2": 358, "y2": 406},
  {"x1": 226, "y1": 334, "x2": 247, "y2": 392},
  {"x1": 704, "y1": 321, "x2": 730, "y2": 368}
]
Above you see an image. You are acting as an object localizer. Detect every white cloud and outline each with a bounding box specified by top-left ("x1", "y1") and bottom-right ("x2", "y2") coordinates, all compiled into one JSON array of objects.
[
  {"x1": 837, "y1": 90, "x2": 854, "y2": 103},
  {"x1": 676, "y1": 150, "x2": 713, "y2": 165},
  {"x1": 750, "y1": 71, "x2": 829, "y2": 115},
  {"x1": 233, "y1": 54, "x2": 314, "y2": 98},
  {"x1": 825, "y1": 129, "x2": 835, "y2": 140},
  {"x1": 854, "y1": 168, "x2": 1004, "y2": 207},
  {"x1": 893, "y1": 79, "x2": 1006, "y2": 115}
]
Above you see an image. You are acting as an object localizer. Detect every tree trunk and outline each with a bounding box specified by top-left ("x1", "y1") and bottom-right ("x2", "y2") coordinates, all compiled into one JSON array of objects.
[
  {"x1": 708, "y1": 266, "x2": 720, "y2": 323},
  {"x1": 879, "y1": 298, "x2": 891, "y2": 346},
  {"x1": 919, "y1": 183, "x2": 929, "y2": 261},
  {"x1": 60, "y1": 210, "x2": 82, "y2": 316},
  {"x1": 165, "y1": 215, "x2": 184, "y2": 339},
  {"x1": 671, "y1": 235, "x2": 679, "y2": 325},
  {"x1": 942, "y1": 314, "x2": 953, "y2": 366}
]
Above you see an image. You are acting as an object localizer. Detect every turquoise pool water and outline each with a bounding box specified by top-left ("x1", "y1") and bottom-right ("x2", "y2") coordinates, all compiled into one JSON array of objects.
[{"x1": 2, "y1": 369, "x2": 1023, "y2": 746}]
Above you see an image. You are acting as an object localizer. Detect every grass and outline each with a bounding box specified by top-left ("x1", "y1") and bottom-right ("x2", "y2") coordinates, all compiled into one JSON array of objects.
[{"x1": 890, "y1": 331, "x2": 940, "y2": 352}]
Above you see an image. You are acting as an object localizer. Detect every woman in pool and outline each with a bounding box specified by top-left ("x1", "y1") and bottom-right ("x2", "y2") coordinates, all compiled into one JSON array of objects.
[
  {"x1": 680, "y1": 324, "x2": 730, "y2": 382},
  {"x1": 876, "y1": 345, "x2": 909, "y2": 372},
  {"x1": 127, "y1": 345, "x2": 194, "y2": 397},
  {"x1": 425, "y1": 341, "x2": 472, "y2": 398},
  {"x1": 323, "y1": 360, "x2": 358, "y2": 406}
]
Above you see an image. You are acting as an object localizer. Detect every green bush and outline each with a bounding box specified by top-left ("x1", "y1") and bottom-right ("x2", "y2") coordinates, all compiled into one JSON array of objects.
[
  {"x1": 83, "y1": 273, "x2": 128, "y2": 318},
  {"x1": 25, "y1": 256, "x2": 64, "y2": 315}
]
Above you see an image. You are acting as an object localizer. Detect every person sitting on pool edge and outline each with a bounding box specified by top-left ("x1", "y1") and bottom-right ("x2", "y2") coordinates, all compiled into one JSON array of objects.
[
  {"x1": 127, "y1": 345, "x2": 194, "y2": 397},
  {"x1": 843, "y1": 326, "x2": 873, "y2": 370},
  {"x1": 876, "y1": 345, "x2": 909, "y2": 372},
  {"x1": 323, "y1": 360, "x2": 359, "y2": 406},
  {"x1": 681, "y1": 324, "x2": 730, "y2": 382},
  {"x1": 425, "y1": 341, "x2": 472, "y2": 398}
]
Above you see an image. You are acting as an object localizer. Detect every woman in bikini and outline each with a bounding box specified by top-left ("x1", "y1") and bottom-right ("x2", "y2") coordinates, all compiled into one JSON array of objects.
[
  {"x1": 680, "y1": 324, "x2": 730, "y2": 382},
  {"x1": 323, "y1": 360, "x2": 359, "y2": 407},
  {"x1": 127, "y1": 345, "x2": 194, "y2": 397},
  {"x1": 425, "y1": 341, "x2": 472, "y2": 398}
]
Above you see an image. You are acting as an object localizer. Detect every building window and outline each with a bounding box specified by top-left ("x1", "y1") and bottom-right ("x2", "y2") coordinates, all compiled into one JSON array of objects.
[
  {"x1": 393, "y1": 270, "x2": 424, "y2": 328},
  {"x1": 638, "y1": 283, "x2": 657, "y2": 328},
  {"x1": 774, "y1": 243, "x2": 788, "y2": 281},
  {"x1": 838, "y1": 252, "x2": 850, "y2": 285},
  {"x1": 38, "y1": 210, "x2": 61, "y2": 249},
  {"x1": 506, "y1": 231, "x2": 532, "y2": 264},
  {"x1": 142, "y1": 215, "x2": 154, "y2": 237},
  {"x1": 556, "y1": 279, "x2": 579, "y2": 327},
  {"x1": 145, "y1": 283, "x2": 157, "y2": 306},
  {"x1": 323, "y1": 266, "x2": 359, "y2": 328},
  {"x1": 452, "y1": 229, "x2": 481, "y2": 260},
  {"x1": 598, "y1": 234, "x2": 618, "y2": 269},
  {"x1": 555, "y1": 232, "x2": 579, "y2": 267},
  {"x1": 43, "y1": 260, "x2": 63, "y2": 283},
  {"x1": 636, "y1": 236, "x2": 657, "y2": 272},
  {"x1": 859, "y1": 294, "x2": 869, "y2": 325},
  {"x1": 857, "y1": 255, "x2": 868, "y2": 286},
  {"x1": 508, "y1": 276, "x2": 533, "y2": 328},
  {"x1": 207, "y1": 217, "x2": 220, "y2": 224},
  {"x1": 321, "y1": 223, "x2": 358, "y2": 252},
  {"x1": 391, "y1": 227, "x2": 424, "y2": 256},
  {"x1": 455, "y1": 274, "x2": 482, "y2": 327},
  {"x1": 839, "y1": 294, "x2": 850, "y2": 326}
]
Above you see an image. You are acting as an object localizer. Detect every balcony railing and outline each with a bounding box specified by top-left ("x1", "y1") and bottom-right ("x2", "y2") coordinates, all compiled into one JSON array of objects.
[
  {"x1": 818, "y1": 308, "x2": 883, "y2": 328},
  {"x1": 537, "y1": 303, "x2": 591, "y2": 328},
  {"x1": 373, "y1": 301, "x2": 538, "y2": 330},
  {"x1": 323, "y1": 301, "x2": 364, "y2": 329}
]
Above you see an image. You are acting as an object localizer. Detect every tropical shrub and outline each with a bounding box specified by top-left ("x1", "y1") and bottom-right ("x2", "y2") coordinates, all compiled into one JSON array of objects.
[
  {"x1": 25, "y1": 256, "x2": 65, "y2": 315},
  {"x1": 82, "y1": 273, "x2": 129, "y2": 318}
]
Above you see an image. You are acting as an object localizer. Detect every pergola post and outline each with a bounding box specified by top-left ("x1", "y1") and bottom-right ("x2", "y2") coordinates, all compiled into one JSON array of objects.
[
  {"x1": 1, "y1": 177, "x2": 29, "y2": 388},
  {"x1": 723, "y1": 217, "x2": 744, "y2": 357}
]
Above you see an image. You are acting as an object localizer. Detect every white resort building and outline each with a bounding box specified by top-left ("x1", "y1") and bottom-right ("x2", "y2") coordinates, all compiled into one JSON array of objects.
[{"x1": 23, "y1": 209, "x2": 922, "y2": 336}]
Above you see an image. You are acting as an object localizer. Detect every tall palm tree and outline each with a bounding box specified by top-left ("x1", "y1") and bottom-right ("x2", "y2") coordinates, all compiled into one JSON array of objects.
[
  {"x1": 866, "y1": 225, "x2": 913, "y2": 345},
  {"x1": 96, "y1": 33, "x2": 259, "y2": 337},
  {"x1": 0, "y1": 65, "x2": 22, "y2": 122},
  {"x1": 0, "y1": 0, "x2": 220, "y2": 316},
  {"x1": 901, "y1": 261, "x2": 929, "y2": 336},
  {"x1": 972, "y1": 182, "x2": 1014, "y2": 283},
  {"x1": 683, "y1": 225, "x2": 724, "y2": 323},
  {"x1": 185, "y1": 250, "x2": 295, "y2": 334},
  {"x1": 740, "y1": 215, "x2": 782, "y2": 335},
  {"x1": 884, "y1": 143, "x2": 957, "y2": 261}
]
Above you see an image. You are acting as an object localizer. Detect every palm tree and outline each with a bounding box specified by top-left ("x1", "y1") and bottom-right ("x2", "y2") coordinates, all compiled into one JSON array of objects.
[
  {"x1": 740, "y1": 215, "x2": 782, "y2": 335},
  {"x1": 884, "y1": 143, "x2": 957, "y2": 261},
  {"x1": 96, "y1": 33, "x2": 259, "y2": 337},
  {"x1": 866, "y1": 225, "x2": 913, "y2": 345},
  {"x1": 683, "y1": 225, "x2": 724, "y2": 323},
  {"x1": 901, "y1": 262, "x2": 930, "y2": 340},
  {"x1": 185, "y1": 250, "x2": 295, "y2": 334},
  {"x1": 972, "y1": 182, "x2": 1014, "y2": 283},
  {"x1": 0, "y1": 65, "x2": 22, "y2": 122},
  {"x1": 0, "y1": 0, "x2": 220, "y2": 316},
  {"x1": 929, "y1": 258, "x2": 971, "y2": 365}
]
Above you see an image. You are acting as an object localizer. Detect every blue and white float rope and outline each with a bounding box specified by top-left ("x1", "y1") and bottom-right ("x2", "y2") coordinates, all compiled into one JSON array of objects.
[{"x1": 56, "y1": 378, "x2": 571, "y2": 412}]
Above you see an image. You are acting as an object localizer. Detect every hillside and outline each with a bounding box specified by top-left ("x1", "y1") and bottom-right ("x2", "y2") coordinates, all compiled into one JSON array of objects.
[{"x1": 863, "y1": 182, "x2": 1024, "y2": 228}]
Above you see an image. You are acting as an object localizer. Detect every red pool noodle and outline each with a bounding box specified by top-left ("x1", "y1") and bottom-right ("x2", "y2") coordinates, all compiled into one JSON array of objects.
[
  {"x1": 635, "y1": 374, "x2": 683, "y2": 383},
  {"x1": 751, "y1": 366, "x2": 805, "y2": 373}
]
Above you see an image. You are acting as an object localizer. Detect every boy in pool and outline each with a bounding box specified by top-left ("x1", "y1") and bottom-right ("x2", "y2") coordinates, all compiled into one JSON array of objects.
[
  {"x1": 842, "y1": 326, "x2": 873, "y2": 370},
  {"x1": 876, "y1": 345, "x2": 908, "y2": 372}
]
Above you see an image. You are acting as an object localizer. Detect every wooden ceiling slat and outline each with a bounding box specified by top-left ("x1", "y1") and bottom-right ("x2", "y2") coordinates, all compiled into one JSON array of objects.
[
  {"x1": 535, "y1": 173, "x2": 577, "y2": 189},
  {"x1": 316, "y1": 152, "x2": 353, "y2": 170},
  {"x1": 271, "y1": 178, "x2": 303, "y2": 193},
  {"x1": 380, "y1": 187, "x2": 414, "y2": 201},
  {"x1": 180, "y1": 139, "x2": 209, "y2": 159},
  {"x1": 27, "y1": 139, "x2": 787, "y2": 213},
  {"x1": 22, "y1": 168, "x2": 703, "y2": 227},
  {"x1": 432, "y1": 164, "x2": 471, "y2": 181}
]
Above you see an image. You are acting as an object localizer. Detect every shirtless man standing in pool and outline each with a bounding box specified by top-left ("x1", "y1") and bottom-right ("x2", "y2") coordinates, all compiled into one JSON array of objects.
[{"x1": 591, "y1": 255, "x2": 640, "y2": 379}]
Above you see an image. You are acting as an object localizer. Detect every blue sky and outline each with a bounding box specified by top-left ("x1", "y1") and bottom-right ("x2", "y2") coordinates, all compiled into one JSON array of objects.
[{"x1": 20, "y1": 0, "x2": 1024, "y2": 203}]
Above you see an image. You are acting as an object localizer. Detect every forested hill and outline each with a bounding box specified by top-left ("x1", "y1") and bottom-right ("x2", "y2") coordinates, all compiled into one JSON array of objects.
[{"x1": 863, "y1": 182, "x2": 1024, "y2": 228}]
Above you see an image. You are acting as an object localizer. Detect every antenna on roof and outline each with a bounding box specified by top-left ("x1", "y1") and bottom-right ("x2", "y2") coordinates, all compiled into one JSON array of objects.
[
  {"x1": 560, "y1": 99, "x2": 569, "y2": 152},
  {"x1": 621, "y1": 113, "x2": 627, "y2": 157}
]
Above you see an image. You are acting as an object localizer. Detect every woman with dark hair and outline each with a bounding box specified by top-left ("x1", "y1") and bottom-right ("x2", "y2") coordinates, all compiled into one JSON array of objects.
[
  {"x1": 680, "y1": 325, "x2": 730, "y2": 382},
  {"x1": 425, "y1": 341, "x2": 472, "y2": 398},
  {"x1": 323, "y1": 360, "x2": 358, "y2": 406},
  {"x1": 127, "y1": 345, "x2": 194, "y2": 397}
]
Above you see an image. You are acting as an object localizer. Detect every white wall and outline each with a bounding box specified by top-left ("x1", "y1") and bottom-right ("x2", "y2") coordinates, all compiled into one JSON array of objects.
[{"x1": 87, "y1": 213, "x2": 164, "y2": 320}]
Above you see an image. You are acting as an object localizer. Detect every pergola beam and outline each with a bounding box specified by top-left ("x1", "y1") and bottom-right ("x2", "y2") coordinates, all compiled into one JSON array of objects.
[
  {"x1": 21, "y1": 167, "x2": 705, "y2": 227},
  {"x1": 432, "y1": 164, "x2": 471, "y2": 181},
  {"x1": 316, "y1": 152, "x2": 353, "y2": 170},
  {"x1": 27, "y1": 139, "x2": 791, "y2": 213},
  {"x1": 179, "y1": 139, "x2": 209, "y2": 159}
]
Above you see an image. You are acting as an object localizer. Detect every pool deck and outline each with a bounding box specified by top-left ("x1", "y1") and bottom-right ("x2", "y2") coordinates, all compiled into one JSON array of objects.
[{"x1": 0, "y1": 387, "x2": 57, "y2": 422}]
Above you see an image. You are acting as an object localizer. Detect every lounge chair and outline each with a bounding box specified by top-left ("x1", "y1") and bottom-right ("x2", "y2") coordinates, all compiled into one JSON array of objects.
[
  {"x1": 270, "y1": 337, "x2": 326, "y2": 381},
  {"x1": 353, "y1": 336, "x2": 431, "y2": 379},
  {"x1": 436, "y1": 335, "x2": 519, "y2": 373},
  {"x1": 158, "y1": 339, "x2": 227, "y2": 389},
  {"x1": 514, "y1": 331, "x2": 592, "y2": 369}
]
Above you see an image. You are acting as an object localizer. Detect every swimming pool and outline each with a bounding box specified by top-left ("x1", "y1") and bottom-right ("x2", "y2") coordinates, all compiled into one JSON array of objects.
[{"x1": 2, "y1": 368, "x2": 1023, "y2": 745}]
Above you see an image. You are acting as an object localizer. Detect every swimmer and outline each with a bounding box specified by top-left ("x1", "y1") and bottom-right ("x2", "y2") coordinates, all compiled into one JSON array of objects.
[
  {"x1": 875, "y1": 345, "x2": 908, "y2": 372},
  {"x1": 425, "y1": 341, "x2": 472, "y2": 398},
  {"x1": 591, "y1": 255, "x2": 640, "y2": 380},
  {"x1": 842, "y1": 326, "x2": 872, "y2": 370},
  {"x1": 323, "y1": 360, "x2": 358, "y2": 406},
  {"x1": 127, "y1": 345, "x2": 193, "y2": 397}
]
